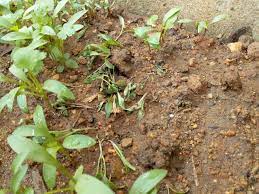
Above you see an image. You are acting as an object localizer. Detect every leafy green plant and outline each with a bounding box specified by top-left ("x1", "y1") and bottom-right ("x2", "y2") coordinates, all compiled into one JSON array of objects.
[
  {"x1": 0, "y1": 46, "x2": 75, "y2": 113},
  {"x1": 70, "y1": 0, "x2": 114, "y2": 17},
  {"x1": 0, "y1": 0, "x2": 87, "y2": 71},
  {"x1": 196, "y1": 14, "x2": 228, "y2": 34},
  {"x1": 5, "y1": 105, "x2": 98, "y2": 193},
  {"x1": 134, "y1": 7, "x2": 181, "y2": 49},
  {"x1": 83, "y1": 33, "x2": 120, "y2": 67},
  {"x1": 4, "y1": 106, "x2": 167, "y2": 193}
]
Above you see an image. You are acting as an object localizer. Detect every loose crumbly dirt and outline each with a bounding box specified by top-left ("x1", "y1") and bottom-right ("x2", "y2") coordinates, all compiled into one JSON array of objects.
[{"x1": 0, "y1": 10, "x2": 258, "y2": 194}]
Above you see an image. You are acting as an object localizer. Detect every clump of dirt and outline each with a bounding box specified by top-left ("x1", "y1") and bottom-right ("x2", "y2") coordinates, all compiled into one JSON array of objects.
[{"x1": 0, "y1": 11, "x2": 258, "y2": 194}]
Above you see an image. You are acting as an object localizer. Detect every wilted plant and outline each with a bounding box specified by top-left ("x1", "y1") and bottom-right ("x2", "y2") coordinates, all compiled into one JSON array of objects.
[{"x1": 134, "y1": 7, "x2": 182, "y2": 49}]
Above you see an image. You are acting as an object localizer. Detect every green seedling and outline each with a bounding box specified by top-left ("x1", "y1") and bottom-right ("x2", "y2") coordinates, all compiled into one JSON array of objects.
[
  {"x1": 70, "y1": 0, "x2": 114, "y2": 18},
  {"x1": 0, "y1": 46, "x2": 75, "y2": 114},
  {"x1": 0, "y1": 0, "x2": 87, "y2": 71},
  {"x1": 196, "y1": 14, "x2": 228, "y2": 34},
  {"x1": 5, "y1": 109, "x2": 167, "y2": 194},
  {"x1": 134, "y1": 7, "x2": 182, "y2": 49},
  {"x1": 6, "y1": 105, "x2": 98, "y2": 193},
  {"x1": 83, "y1": 33, "x2": 120, "y2": 67}
]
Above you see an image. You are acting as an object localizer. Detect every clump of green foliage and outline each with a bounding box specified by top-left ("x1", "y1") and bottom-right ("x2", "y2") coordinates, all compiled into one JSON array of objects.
[
  {"x1": 70, "y1": 0, "x2": 114, "y2": 17},
  {"x1": 134, "y1": 7, "x2": 182, "y2": 49},
  {"x1": 1, "y1": 106, "x2": 167, "y2": 193},
  {"x1": 0, "y1": 0, "x2": 87, "y2": 71},
  {"x1": 196, "y1": 14, "x2": 228, "y2": 34},
  {"x1": 0, "y1": 46, "x2": 75, "y2": 114}
]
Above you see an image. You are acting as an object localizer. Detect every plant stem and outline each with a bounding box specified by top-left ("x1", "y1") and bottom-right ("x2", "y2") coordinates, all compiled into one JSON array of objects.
[{"x1": 45, "y1": 187, "x2": 73, "y2": 194}]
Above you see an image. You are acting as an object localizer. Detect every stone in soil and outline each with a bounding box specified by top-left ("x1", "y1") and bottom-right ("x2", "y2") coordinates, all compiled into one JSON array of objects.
[
  {"x1": 247, "y1": 42, "x2": 259, "y2": 58},
  {"x1": 221, "y1": 68, "x2": 242, "y2": 91},
  {"x1": 227, "y1": 42, "x2": 243, "y2": 53},
  {"x1": 187, "y1": 74, "x2": 206, "y2": 93},
  {"x1": 121, "y1": 138, "x2": 133, "y2": 148}
]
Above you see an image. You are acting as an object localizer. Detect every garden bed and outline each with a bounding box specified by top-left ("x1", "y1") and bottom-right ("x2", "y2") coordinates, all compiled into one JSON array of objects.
[{"x1": 0, "y1": 3, "x2": 258, "y2": 194}]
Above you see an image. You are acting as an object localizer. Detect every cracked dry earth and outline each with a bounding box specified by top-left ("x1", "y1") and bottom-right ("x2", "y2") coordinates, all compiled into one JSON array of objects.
[{"x1": 0, "y1": 13, "x2": 258, "y2": 194}]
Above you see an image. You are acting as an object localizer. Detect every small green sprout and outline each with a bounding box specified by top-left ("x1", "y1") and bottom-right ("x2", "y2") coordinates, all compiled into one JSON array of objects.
[
  {"x1": 134, "y1": 7, "x2": 182, "y2": 49},
  {"x1": 196, "y1": 14, "x2": 228, "y2": 34}
]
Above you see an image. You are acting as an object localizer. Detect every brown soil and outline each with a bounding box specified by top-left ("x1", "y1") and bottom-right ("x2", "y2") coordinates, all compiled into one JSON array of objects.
[{"x1": 0, "y1": 11, "x2": 258, "y2": 194}]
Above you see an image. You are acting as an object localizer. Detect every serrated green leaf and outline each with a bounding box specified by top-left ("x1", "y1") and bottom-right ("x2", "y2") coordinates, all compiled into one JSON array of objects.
[
  {"x1": 11, "y1": 164, "x2": 28, "y2": 193},
  {"x1": 63, "y1": 135, "x2": 96, "y2": 150},
  {"x1": 110, "y1": 141, "x2": 135, "y2": 171},
  {"x1": 12, "y1": 47, "x2": 46, "y2": 75},
  {"x1": 53, "y1": 0, "x2": 69, "y2": 17},
  {"x1": 75, "y1": 174, "x2": 114, "y2": 194},
  {"x1": 211, "y1": 14, "x2": 228, "y2": 24},
  {"x1": 11, "y1": 152, "x2": 29, "y2": 174},
  {"x1": 17, "y1": 94, "x2": 29, "y2": 113},
  {"x1": 13, "y1": 125, "x2": 35, "y2": 137},
  {"x1": 43, "y1": 164, "x2": 56, "y2": 190},
  {"x1": 0, "y1": 87, "x2": 19, "y2": 113},
  {"x1": 43, "y1": 79, "x2": 75, "y2": 101},
  {"x1": 146, "y1": 15, "x2": 158, "y2": 27},
  {"x1": 35, "y1": 0, "x2": 54, "y2": 13},
  {"x1": 9, "y1": 65, "x2": 28, "y2": 82},
  {"x1": 129, "y1": 169, "x2": 167, "y2": 194},
  {"x1": 163, "y1": 7, "x2": 181, "y2": 25},
  {"x1": 134, "y1": 26, "x2": 152, "y2": 39},
  {"x1": 7, "y1": 135, "x2": 59, "y2": 166}
]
